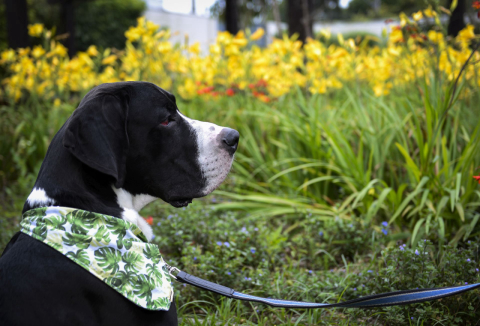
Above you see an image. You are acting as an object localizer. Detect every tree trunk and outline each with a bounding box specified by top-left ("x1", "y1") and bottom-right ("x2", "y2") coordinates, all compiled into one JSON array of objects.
[
  {"x1": 447, "y1": 0, "x2": 466, "y2": 37},
  {"x1": 61, "y1": 0, "x2": 77, "y2": 57},
  {"x1": 225, "y1": 0, "x2": 239, "y2": 35},
  {"x1": 4, "y1": 0, "x2": 29, "y2": 49},
  {"x1": 287, "y1": 0, "x2": 312, "y2": 43}
]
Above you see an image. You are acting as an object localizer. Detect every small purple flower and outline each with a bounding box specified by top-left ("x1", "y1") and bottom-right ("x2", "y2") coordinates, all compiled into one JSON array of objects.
[
  {"x1": 400, "y1": 246, "x2": 404, "y2": 251},
  {"x1": 319, "y1": 231, "x2": 324, "y2": 236},
  {"x1": 367, "y1": 270, "x2": 373, "y2": 273},
  {"x1": 308, "y1": 270, "x2": 313, "y2": 274},
  {"x1": 183, "y1": 283, "x2": 187, "y2": 287},
  {"x1": 216, "y1": 241, "x2": 223, "y2": 246},
  {"x1": 151, "y1": 235, "x2": 155, "y2": 239},
  {"x1": 476, "y1": 268, "x2": 479, "y2": 272},
  {"x1": 411, "y1": 317, "x2": 414, "y2": 320},
  {"x1": 254, "y1": 227, "x2": 258, "y2": 231},
  {"x1": 227, "y1": 271, "x2": 231, "y2": 275},
  {"x1": 157, "y1": 222, "x2": 161, "y2": 226},
  {"x1": 259, "y1": 273, "x2": 262, "y2": 276},
  {"x1": 415, "y1": 249, "x2": 419, "y2": 255},
  {"x1": 348, "y1": 223, "x2": 353, "y2": 228},
  {"x1": 250, "y1": 248, "x2": 256, "y2": 254},
  {"x1": 381, "y1": 221, "x2": 388, "y2": 227},
  {"x1": 465, "y1": 282, "x2": 468, "y2": 284},
  {"x1": 362, "y1": 284, "x2": 365, "y2": 287},
  {"x1": 211, "y1": 197, "x2": 217, "y2": 203},
  {"x1": 224, "y1": 242, "x2": 230, "y2": 247},
  {"x1": 193, "y1": 257, "x2": 197, "y2": 261},
  {"x1": 382, "y1": 228, "x2": 388, "y2": 235},
  {"x1": 167, "y1": 215, "x2": 173, "y2": 219},
  {"x1": 353, "y1": 288, "x2": 357, "y2": 291},
  {"x1": 467, "y1": 258, "x2": 471, "y2": 262}
]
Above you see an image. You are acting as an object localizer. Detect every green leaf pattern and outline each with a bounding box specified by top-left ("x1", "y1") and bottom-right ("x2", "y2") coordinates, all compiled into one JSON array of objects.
[{"x1": 20, "y1": 206, "x2": 173, "y2": 311}]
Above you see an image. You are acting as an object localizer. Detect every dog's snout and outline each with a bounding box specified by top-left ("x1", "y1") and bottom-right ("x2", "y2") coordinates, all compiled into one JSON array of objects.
[{"x1": 220, "y1": 128, "x2": 239, "y2": 154}]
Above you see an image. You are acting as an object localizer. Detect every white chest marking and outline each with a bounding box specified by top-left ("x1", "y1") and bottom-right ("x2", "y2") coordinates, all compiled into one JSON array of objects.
[
  {"x1": 112, "y1": 187, "x2": 156, "y2": 241},
  {"x1": 27, "y1": 188, "x2": 55, "y2": 206}
]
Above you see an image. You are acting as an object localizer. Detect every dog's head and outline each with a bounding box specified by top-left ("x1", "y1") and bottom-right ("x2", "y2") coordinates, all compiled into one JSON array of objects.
[{"x1": 63, "y1": 82, "x2": 239, "y2": 208}]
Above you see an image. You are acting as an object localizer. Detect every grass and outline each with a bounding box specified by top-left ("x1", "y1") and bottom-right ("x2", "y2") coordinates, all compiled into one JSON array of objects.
[{"x1": 142, "y1": 199, "x2": 480, "y2": 325}]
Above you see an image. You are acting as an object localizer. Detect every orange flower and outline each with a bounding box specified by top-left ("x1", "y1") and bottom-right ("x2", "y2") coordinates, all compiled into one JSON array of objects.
[
  {"x1": 256, "y1": 79, "x2": 268, "y2": 87},
  {"x1": 197, "y1": 86, "x2": 214, "y2": 95},
  {"x1": 474, "y1": 1, "x2": 480, "y2": 17},
  {"x1": 226, "y1": 88, "x2": 235, "y2": 96},
  {"x1": 474, "y1": 176, "x2": 480, "y2": 184},
  {"x1": 145, "y1": 216, "x2": 154, "y2": 225}
]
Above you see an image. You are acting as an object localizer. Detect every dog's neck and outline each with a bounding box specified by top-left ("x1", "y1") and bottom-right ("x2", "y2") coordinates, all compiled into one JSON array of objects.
[{"x1": 23, "y1": 130, "x2": 155, "y2": 240}]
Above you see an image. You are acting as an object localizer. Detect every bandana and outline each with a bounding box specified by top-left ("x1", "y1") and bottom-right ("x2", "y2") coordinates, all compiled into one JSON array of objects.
[{"x1": 20, "y1": 206, "x2": 173, "y2": 311}]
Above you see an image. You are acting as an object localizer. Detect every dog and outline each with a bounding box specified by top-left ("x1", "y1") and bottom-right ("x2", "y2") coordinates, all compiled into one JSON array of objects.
[{"x1": 0, "y1": 81, "x2": 239, "y2": 326}]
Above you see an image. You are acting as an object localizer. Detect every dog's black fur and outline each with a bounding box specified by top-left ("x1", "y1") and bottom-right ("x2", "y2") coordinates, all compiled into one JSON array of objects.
[{"x1": 0, "y1": 82, "x2": 239, "y2": 325}]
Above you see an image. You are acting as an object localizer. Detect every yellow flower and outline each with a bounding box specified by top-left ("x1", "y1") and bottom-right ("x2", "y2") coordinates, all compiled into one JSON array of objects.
[
  {"x1": 1, "y1": 49, "x2": 15, "y2": 63},
  {"x1": 102, "y1": 55, "x2": 117, "y2": 65},
  {"x1": 456, "y1": 25, "x2": 475, "y2": 44},
  {"x1": 319, "y1": 29, "x2": 331, "y2": 40},
  {"x1": 233, "y1": 31, "x2": 248, "y2": 47},
  {"x1": 412, "y1": 11, "x2": 423, "y2": 21},
  {"x1": 389, "y1": 28, "x2": 404, "y2": 43},
  {"x1": 427, "y1": 30, "x2": 443, "y2": 44},
  {"x1": 399, "y1": 13, "x2": 409, "y2": 27},
  {"x1": 87, "y1": 45, "x2": 99, "y2": 57},
  {"x1": 189, "y1": 42, "x2": 201, "y2": 55},
  {"x1": 32, "y1": 46, "x2": 46, "y2": 58},
  {"x1": 250, "y1": 28, "x2": 265, "y2": 41},
  {"x1": 424, "y1": 6, "x2": 436, "y2": 18},
  {"x1": 28, "y1": 24, "x2": 44, "y2": 37}
]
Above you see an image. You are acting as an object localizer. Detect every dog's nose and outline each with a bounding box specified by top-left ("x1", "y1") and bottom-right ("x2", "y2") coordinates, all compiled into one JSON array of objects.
[{"x1": 220, "y1": 128, "x2": 239, "y2": 154}]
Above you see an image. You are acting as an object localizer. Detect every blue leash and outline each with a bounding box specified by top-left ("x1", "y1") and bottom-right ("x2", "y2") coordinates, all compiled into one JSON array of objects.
[{"x1": 167, "y1": 265, "x2": 480, "y2": 308}]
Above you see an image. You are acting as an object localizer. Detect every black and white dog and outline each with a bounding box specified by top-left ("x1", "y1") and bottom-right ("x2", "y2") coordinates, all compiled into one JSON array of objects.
[{"x1": 0, "y1": 82, "x2": 239, "y2": 325}]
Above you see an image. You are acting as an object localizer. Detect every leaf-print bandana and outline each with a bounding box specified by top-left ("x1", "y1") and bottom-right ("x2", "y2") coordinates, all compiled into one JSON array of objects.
[{"x1": 20, "y1": 206, "x2": 173, "y2": 311}]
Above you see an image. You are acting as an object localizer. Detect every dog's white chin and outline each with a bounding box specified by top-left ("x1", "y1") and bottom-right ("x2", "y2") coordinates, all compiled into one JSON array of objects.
[{"x1": 202, "y1": 161, "x2": 233, "y2": 196}]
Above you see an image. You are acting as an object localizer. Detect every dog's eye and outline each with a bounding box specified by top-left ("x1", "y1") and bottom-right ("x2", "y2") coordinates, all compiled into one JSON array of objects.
[{"x1": 160, "y1": 118, "x2": 169, "y2": 126}]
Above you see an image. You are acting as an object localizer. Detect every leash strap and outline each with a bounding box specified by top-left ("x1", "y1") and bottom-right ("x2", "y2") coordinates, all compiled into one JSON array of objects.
[{"x1": 168, "y1": 266, "x2": 480, "y2": 308}]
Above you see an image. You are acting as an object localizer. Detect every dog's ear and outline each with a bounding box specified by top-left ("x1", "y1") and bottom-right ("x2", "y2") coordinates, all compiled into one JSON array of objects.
[{"x1": 63, "y1": 93, "x2": 129, "y2": 188}]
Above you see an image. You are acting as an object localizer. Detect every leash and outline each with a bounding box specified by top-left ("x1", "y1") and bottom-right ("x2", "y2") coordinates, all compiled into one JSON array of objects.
[{"x1": 165, "y1": 264, "x2": 480, "y2": 308}]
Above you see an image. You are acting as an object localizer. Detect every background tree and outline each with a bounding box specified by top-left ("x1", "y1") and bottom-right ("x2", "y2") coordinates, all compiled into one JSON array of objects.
[
  {"x1": 225, "y1": 0, "x2": 239, "y2": 34},
  {"x1": 4, "y1": 0, "x2": 29, "y2": 49},
  {"x1": 0, "y1": 0, "x2": 145, "y2": 53},
  {"x1": 287, "y1": 0, "x2": 313, "y2": 42},
  {"x1": 447, "y1": 0, "x2": 466, "y2": 36}
]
